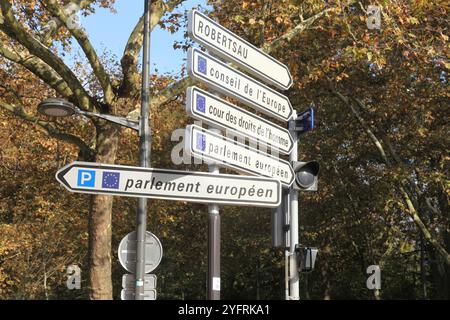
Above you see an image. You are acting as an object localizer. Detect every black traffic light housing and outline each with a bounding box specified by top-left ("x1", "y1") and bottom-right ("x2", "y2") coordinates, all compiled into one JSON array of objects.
[
  {"x1": 292, "y1": 161, "x2": 320, "y2": 191},
  {"x1": 295, "y1": 245, "x2": 319, "y2": 273}
]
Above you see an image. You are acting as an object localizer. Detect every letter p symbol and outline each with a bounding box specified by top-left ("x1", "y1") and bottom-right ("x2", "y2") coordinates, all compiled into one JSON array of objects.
[{"x1": 77, "y1": 170, "x2": 96, "y2": 187}]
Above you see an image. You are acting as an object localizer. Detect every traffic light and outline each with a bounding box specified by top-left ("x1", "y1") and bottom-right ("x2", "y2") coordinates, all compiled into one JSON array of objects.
[
  {"x1": 295, "y1": 245, "x2": 319, "y2": 273},
  {"x1": 292, "y1": 161, "x2": 320, "y2": 191}
]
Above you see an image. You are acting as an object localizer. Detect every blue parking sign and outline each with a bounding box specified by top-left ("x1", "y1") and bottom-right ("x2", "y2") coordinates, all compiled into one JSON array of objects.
[{"x1": 77, "y1": 170, "x2": 96, "y2": 187}]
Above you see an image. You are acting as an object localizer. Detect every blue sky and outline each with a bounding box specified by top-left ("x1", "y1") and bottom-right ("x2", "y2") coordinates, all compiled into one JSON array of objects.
[{"x1": 73, "y1": 0, "x2": 208, "y2": 75}]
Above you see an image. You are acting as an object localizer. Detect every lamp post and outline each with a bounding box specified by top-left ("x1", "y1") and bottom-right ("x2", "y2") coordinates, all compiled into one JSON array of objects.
[
  {"x1": 38, "y1": 96, "x2": 149, "y2": 301},
  {"x1": 135, "y1": 0, "x2": 152, "y2": 301},
  {"x1": 38, "y1": 98, "x2": 140, "y2": 131}
]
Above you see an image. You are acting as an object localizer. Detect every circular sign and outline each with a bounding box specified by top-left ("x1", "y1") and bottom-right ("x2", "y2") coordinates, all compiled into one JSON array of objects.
[{"x1": 118, "y1": 231, "x2": 163, "y2": 274}]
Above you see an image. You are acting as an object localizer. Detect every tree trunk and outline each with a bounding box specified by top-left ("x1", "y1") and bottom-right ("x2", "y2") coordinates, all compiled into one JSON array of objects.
[{"x1": 88, "y1": 122, "x2": 119, "y2": 300}]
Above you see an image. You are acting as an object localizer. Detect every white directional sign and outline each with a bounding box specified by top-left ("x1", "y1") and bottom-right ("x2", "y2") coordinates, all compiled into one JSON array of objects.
[
  {"x1": 56, "y1": 162, "x2": 281, "y2": 207},
  {"x1": 187, "y1": 48, "x2": 293, "y2": 122},
  {"x1": 188, "y1": 10, "x2": 293, "y2": 90},
  {"x1": 186, "y1": 86, "x2": 293, "y2": 154},
  {"x1": 185, "y1": 125, "x2": 294, "y2": 187}
]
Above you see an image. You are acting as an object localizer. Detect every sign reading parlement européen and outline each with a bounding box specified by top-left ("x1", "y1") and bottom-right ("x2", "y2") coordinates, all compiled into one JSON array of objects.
[
  {"x1": 56, "y1": 162, "x2": 281, "y2": 207},
  {"x1": 185, "y1": 125, "x2": 294, "y2": 187},
  {"x1": 186, "y1": 86, "x2": 294, "y2": 154},
  {"x1": 187, "y1": 48, "x2": 293, "y2": 122},
  {"x1": 188, "y1": 9, "x2": 293, "y2": 90}
]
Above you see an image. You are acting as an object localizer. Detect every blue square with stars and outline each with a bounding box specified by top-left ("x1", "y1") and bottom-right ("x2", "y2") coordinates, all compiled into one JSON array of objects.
[
  {"x1": 198, "y1": 56, "x2": 207, "y2": 75},
  {"x1": 196, "y1": 133, "x2": 206, "y2": 152},
  {"x1": 196, "y1": 95, "x2": 206, "y2": 113},
  {"x1": 102, "y1": 171, "x2": 120, "y2": 189}
]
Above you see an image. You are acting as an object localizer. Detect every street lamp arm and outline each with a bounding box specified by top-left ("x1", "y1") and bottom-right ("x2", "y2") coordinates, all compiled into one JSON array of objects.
[{"x1": 77, "y1": 109, "x2": 140, "y2": 131}]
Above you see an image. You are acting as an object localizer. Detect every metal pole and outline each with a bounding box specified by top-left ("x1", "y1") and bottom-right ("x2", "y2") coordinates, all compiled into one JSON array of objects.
[
  {"x1": 283, "y1": 190, "x2": 290, "y2": 300},
  {"x1": 135, "y1": 0, "x2": 152, "y2": 300},
  {"x1": 289, "y1": 111, "x2": 300, "y2": 300},
  {"x1": 208, "y1": 128, "x2": 221, "y2": 300},
  {"x1": 420, "y1": 233, "x2": 427, "y2": 299}
]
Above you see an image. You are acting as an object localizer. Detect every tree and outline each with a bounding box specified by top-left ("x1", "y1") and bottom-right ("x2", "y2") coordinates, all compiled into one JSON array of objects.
[
  {"x1": 1, "y1": 0, "x2": 447, "y2": 300},
  {"x1": 0, "y1": 0, "x2": 188, "y2": 299}
]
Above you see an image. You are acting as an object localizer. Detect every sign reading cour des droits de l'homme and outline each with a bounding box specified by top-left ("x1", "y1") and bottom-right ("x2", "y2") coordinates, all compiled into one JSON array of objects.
[
  {"x1": 185, "y1": 125, "x2": 295, "y2": 187},
  {"x1": 188, "y1": 9, "x2": 293, "y2": 90},
  {"x1": 187, "y1": 47, "x2": 293, "y2": 122},
  {"x1": 186, "y1": 86, "x2": 294, "y2": 155},
  {"x1": 56, "y1": 161, "x2": 281, "y2": 208}
]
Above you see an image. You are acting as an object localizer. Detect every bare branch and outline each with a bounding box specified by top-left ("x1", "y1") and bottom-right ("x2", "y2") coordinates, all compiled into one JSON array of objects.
[
  {"x1": 262, "y1": 8, "x2": 332, "y2": 53},
  {"x1": 0, "y1": 1, "x2": 95, "y2": 112},
  {"x1": 39, "y1": 0, "x2": 96, "y2": 45},
  {"x1": 42, "y1": 0, "x2": 115, "y2": 105},
  {"x1": 400, "y1": 186, "x2": 450, "y2": 266},
  {"x1": 0, "y1": 40, "x2": 73, "y2": 98},
  {"x1": 120, "y1": 0, "x2": 185, "y2": 96},
  {"x1": 330, "y1": 84, "x2": 450, "y2": 266}
]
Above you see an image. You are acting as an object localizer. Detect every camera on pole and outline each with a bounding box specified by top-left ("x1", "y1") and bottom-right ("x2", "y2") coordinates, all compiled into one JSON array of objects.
[
  {"x1": 292, "y1": 161, "x2": 320, "y2": 191},
  {"x1": 295, "y1": 245, "x2": 319, "y2": 272}
]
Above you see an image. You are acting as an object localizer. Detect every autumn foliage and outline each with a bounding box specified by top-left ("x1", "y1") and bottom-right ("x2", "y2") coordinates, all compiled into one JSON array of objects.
[{"x1": 0, "y1": 0, "x2": 449, "y2": 299}]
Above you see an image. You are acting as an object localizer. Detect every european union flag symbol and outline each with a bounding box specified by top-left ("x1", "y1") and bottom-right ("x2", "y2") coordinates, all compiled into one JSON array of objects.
[
  {"x1": 198, "y1": 56, "x2": 207, "y2": 75},
  {"x1": 196, "y1": 133, "x2": 206, "y2": 152},
  {"x1": 196, "y1": 95, "x2": 206, "y2": 113},
  {"x1": 102, "y1": 172, "x2": 120, "y2": 189},
  {"x1": 77, "y1": 170, "x2": 96, "y2": 188}
]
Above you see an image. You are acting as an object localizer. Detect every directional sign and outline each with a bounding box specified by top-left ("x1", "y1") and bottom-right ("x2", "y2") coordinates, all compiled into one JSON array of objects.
[
  {"x1": 118, "y1": 231, "x2": 163, "y2": 274},
  {"x1": 188, "y1": 10, "x2": 293, "y2": 90},
  {"x1": 56, "y1": 162, "x2": 281, "y2": 208},
  {"x1": 187, "y1": 48, "x2": 293, "y2": 122},
  {"x1": 186, "y1": 86, "x2": 294, "y2": 155},
  {"x1": 185, "y1": 125, "x2": 294, "y2": 187}
]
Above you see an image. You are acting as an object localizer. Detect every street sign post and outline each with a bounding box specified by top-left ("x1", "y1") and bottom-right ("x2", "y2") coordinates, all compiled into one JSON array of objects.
[
  {"x1": 118, "y1": 231, "x2": 163, "y2": 274},
  {"x1": 56, "y1": 161, "x2": 281, "y2": 208},
  {"x1": 185, "y1": 125, "x2": 294, "y2": 187},
  {"x1": 188, "y1": 9, "x2": 293, "y2": 90},
  {"x1": 187, "y1": 48, "x2": 293, "y2": 122},
  {"x1": 186, "y1": 86, "x2": 294, "y2": 154}
]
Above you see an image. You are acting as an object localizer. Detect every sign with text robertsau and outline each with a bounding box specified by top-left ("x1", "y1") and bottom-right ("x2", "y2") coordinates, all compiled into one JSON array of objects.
[
  {"x1": 185, "y1": 125, "x2": 294, "y2": 187},
  {"x1": 188, "y1": 9, "x2": 293, "y2": 90},
  {"x1": 186, "y1": 87, "x2": 293, "y2": 155},
  {"x1": 187, "y1": 48, "x2": 293, "y2": 122},
  {"x1": 56, "y1": 162, "x2": 281, "y2": 208}
]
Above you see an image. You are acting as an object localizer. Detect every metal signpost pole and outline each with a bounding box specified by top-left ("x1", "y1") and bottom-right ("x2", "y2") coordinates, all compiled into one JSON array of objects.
[
  {"x1": 289, "y1": 111, "x2": 300, "y2": 300},
  {"x1": 135, "y1": 0, "x2": 152, "y2": 300},
  {"x1": 208, "y1": 128, "x2": 221, "y2": 300}
]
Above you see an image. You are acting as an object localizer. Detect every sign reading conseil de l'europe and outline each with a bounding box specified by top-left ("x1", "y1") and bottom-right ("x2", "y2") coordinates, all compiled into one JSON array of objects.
[
  {"x1": 188, "y1": 9, "x2": 293, "y2": 90},
  {"x1": 187, "y1": 48, "x2": 293, "y2": 122}
]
